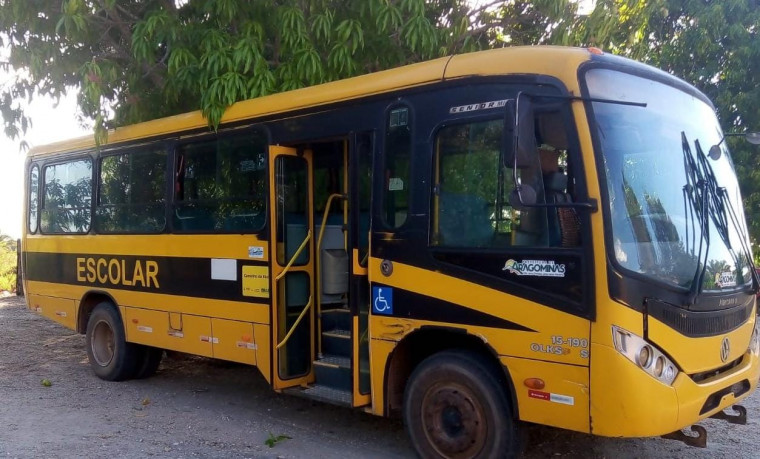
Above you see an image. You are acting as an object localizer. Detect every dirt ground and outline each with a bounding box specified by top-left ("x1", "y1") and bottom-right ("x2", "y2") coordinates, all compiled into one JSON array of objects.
[{"x1": 1, "y1": 295, "x2": 758, "y2": 458}]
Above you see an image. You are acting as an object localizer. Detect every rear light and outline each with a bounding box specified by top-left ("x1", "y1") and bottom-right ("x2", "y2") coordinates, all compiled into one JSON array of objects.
[{"x1": 612, "y1": 325, "x2": 678, "y2": 385}]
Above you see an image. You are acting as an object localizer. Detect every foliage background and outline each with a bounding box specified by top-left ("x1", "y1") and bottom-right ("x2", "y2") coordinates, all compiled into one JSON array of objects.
[{"x1": 0, "y1": 0, "x2": 758, "y2": 247}]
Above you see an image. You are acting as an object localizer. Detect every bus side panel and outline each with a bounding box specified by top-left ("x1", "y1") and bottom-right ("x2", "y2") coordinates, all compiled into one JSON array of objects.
[
  {"x1": 253, "y1": 323, "x2": 271, "y2": 383},
  {"x1": 500, "y1": 356, "x2": 589, "y2": 433},
  {"x1": 211, "y1": 318, "x2": 257, "y2": 365},
  {"x1": 26, "y1": 294, "x2": 76, "y2": 330},
  {"x1": 124, "y1": 307, "x2": 213, "y2": 357}
]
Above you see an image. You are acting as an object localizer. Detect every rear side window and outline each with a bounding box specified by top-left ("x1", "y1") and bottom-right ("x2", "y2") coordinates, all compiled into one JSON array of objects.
[
  {"x1": 41, "y1": 158, "x2": 93, "y2": 233},
  {"x1": 28, "y1": 165, "x2": 39, "y2": 233},
  {"x1": 96, "y1": 146, "x2": 167, "y2": 233},
  {"x1": 174, "y1": 129, "x2": 268, "y2": 232}
]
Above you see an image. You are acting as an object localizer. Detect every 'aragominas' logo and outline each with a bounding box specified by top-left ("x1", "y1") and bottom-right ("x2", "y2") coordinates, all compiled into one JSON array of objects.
[{"x1": 502, "y1": 259, "x2": 566, "y2": 277}]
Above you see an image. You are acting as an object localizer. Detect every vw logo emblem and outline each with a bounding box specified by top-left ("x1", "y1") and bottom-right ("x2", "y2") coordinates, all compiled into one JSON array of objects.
[{"x1": 720, "y1": 337, "x2": 731, "y2": 363}]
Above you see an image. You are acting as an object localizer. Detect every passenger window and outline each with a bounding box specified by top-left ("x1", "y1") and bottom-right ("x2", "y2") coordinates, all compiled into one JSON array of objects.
[
  {"x1": 41, "y1": 159, "x2": 93, "y2": 234},
  {"x1": 28, "y1": 165, "x2": 39, "y2": 233},
  {"x1": 432, "y1": 119, "x2": 525, "y2": 247},
  {"x1": 97, "y1": 147, "x2": 167, "y2": 233},
  {"x1": 174, "y1": 129, "x2": 268, "y2": 232},
  {"x1": 383, "y1": 105, "x2": 412, "y2": 228}
]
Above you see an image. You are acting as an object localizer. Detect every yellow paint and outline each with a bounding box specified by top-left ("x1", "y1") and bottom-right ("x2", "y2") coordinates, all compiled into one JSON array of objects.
[
  {"x1": 368, "y1": 259, "x2": 590, "y2": 366},
  {"x1": 648, "y1": 313, "x2": 755, "y2": 374},
  {"x1": 26, "y1": 234, "x2": 268, "y2": 260},
  {"x1": 242, "y1": 265, "x2": 270, "y2": 298},
  {"x1": 501, "y1": 356, "x2": 589, "y2": 433},
  {"x1": 590, "y1": 342, "x2": 759, "y2": 436},
  {"x1": 27, "y1": 294, "x2": 76, "y2": 330},
  {"x1": 26, "y1": 280, "x2": 270, "y2": 324},
  {"x1": 211, "y1": 318, "x2": 257, "y2": 365},
  {"x1": 75, "y1": 256, "x2": 159, "y2": 289},
  {"x1": 125, "y1": 307, "x2": 213, "y2": 357}
]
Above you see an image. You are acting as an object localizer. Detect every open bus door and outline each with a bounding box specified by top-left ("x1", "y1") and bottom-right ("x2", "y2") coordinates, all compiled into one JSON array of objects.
[{"x1": 268, "y1": 146, "x2": 315, "y2": 390}]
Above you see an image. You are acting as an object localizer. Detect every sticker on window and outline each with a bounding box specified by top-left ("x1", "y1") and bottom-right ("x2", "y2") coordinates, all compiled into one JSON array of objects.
[
  {"x1": 388, "y1": 177, "x2": 404, "y2": 191},
  {"x1": 502, "y1": 259, "x2": 566, "y2": 277}
]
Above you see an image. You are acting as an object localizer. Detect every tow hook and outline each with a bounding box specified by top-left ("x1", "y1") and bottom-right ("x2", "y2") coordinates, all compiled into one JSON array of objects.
[
  {"x1": 661, "y1": 425, "x2": 707, "y2": 448},
  {"x1": 710, "y1": 404, "x2": 747, "y2": 425}
]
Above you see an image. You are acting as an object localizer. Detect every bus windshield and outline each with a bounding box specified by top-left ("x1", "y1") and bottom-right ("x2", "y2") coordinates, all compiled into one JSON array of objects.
[{"x1": 586, "y1": 68, "x2": 752, "y2": 293}]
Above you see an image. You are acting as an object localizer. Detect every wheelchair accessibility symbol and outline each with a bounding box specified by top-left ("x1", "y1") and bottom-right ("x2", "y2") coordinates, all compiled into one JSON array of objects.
[{"x1": 372, "y1": 287, "x2": 393, "y2": 315}]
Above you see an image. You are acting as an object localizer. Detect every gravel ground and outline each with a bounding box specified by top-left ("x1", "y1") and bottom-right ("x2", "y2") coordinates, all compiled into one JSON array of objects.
[{"x1": 1, "y1": 295, "x2": 758, "y2": 458}]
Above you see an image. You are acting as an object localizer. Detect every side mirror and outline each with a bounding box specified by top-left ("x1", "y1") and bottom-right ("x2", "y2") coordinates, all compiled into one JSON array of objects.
[
  {"x1": 503, "y1": 93, "x2": 536, "y2": 169},
  {"x1": 709, "y1": 131, "x2": 760, "y2": 160}
]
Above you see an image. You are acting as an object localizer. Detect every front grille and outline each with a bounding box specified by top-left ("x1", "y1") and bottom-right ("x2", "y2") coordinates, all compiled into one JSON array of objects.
[
  {"x1": 690, "y1": 357, "x2": 742, "y2": 383},
  {"x1": 699, "y1": 379, "x2": 750, "y2": 415},
  {"x1": 647, "y1": 299, "x2": 753, "y2": 337}
]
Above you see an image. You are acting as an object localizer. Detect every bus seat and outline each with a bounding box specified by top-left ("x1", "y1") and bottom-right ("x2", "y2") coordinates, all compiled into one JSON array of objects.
[
  {"x1": 439, "y1": 191, "x2": 493, "y2": 247},
  {"x1": 544, "y1": 172, "x2": 568, "y2": 246}
]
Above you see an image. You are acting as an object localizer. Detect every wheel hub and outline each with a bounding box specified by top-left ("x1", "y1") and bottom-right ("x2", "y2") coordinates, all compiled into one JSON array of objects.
[
  {"x1": 91, "y1": 320, "x2": 115, "y2": 367},
  {"x1": 422, "y1": 384, "x2": 487, "y2": 457}
]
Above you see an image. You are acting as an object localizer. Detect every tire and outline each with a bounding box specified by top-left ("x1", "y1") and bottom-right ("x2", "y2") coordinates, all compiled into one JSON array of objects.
[
  {"x1": 403, "y1": 350, "x2": 521, "y2": 459},
  {"x1": 85, "y1": 302, "x2": 140, "y2": 381},
  {"x1": 134, "y1": 346, "x2": 163, "y2": 379}
]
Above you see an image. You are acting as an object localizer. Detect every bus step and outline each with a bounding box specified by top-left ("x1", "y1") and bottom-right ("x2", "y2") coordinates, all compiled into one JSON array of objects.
[
  {"x1": 322, "y1": 328, "x2": 351, "y2": 356},
  {"x1": 321, "y1": 308, "x2": 351, "y2": 332},
  {"x1": 314, "y1": 354, "x2": 351, "y2": 391},
  {"x1": 285, "y1": 384, "x2": 353, "y2": 407}
]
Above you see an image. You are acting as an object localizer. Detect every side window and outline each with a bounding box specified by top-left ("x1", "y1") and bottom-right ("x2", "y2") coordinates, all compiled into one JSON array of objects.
[
  {"x1": 383, "y1": 105, "x2": 412, "y2": 228},
  {"x1": 432, "y1": 119, "x2": 519, "y2": 247},
  {"x1": 41, "y1": 158, "x2": 93, "y2": 234},
  {"x1": 174, "y1": 129, "x2": 268, "y2": 232},
  {"x1": 97, "y1": 146, "x2": 167, "y2": 233},
  {"x1": 28, "y1": 165, "x2": 39, "y2": 233}
]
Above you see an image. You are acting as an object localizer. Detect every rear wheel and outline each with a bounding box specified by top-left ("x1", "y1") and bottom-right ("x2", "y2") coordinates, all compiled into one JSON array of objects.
[
  {"x1": 85, "y1": 302, "x2": 139, "y2": 381},
  {"x1": 403, "y1": 350, "x2": 521, "y2": 458},
  {"x1": 134, "y1": 346, "x2": 163, "y2": 379}
]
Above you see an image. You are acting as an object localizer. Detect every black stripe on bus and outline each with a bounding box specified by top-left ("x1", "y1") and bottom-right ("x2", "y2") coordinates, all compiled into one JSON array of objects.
[
  {"x1": 372, "y1": 283, "x2": 536, "y2": 332},
  {"x1": 24, "y1": 252, "x2": 271, "y2": 305}
]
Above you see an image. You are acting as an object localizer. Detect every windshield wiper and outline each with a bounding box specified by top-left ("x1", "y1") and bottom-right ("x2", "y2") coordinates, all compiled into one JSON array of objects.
[
  {"x1": 694, "y1": 139, "x2": 760, "y2": 294},
  {"x1": 681, "y1": 132, "x2": 710, "y2": 305}
]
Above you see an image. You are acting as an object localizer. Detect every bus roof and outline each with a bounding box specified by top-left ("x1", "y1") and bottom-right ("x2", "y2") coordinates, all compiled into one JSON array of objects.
[{"x1": 28, "y1": 46, "x2": 592, "y2": 158}]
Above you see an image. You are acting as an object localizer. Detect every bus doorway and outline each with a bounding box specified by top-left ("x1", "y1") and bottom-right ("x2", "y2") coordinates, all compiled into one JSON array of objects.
[{"x1": 276, "y1": 135, "x2": 372, "y2": 407}]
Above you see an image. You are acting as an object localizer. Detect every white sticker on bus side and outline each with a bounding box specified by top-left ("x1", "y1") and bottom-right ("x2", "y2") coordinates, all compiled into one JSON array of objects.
[
  {"x1": 211, "y1": 259, "x2": 237, "y2": 281},
  {"x1": 137, "y1": 326, "x2": 153, "y2": 333},
  {"x1": 549, "y1": 393, "x2": 575, "y2": 405}
]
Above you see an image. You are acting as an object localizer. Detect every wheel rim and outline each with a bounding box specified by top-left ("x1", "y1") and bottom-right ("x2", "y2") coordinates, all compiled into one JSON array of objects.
[
  {"x1": 91, "y1": 319, "x2": 115, "y2": 367},
  {"x1": 420, "y1": 381, "x2": 487, "y2": 458}
]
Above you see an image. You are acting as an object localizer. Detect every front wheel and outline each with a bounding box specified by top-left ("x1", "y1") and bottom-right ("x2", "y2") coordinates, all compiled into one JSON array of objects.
[
  {"x1": 85, "y1": 302, "x2": 139, "y2": 381},
  {"x1": 403, "y1": 350, "x2": 521, "y2": 458}
]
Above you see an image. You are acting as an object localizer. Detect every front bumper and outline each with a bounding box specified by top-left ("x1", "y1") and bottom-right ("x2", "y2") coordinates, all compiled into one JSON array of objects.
[{"x1": 590, "y1": 343, "x2": 758, "y2": 437}]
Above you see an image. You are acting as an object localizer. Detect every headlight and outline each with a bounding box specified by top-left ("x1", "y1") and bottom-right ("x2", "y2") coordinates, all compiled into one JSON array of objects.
[
  {"x1": 750, "y1": 324, "x2": 759, "y2": 356},
  {"x1": 612, "y1": 325, "x2": 679, "y2": 385}
]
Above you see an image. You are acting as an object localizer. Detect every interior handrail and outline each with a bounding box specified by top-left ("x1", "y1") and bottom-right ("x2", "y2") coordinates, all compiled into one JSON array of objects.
[
  {"x1": 275, "y1": 229, "x2": 312, "y2": 281},
  {"x1": 276, "y1": 295, "x2": 313, "y2": 350},
  {"x1": 316, "y1": 193, "x2": 346, "y2": 358}
]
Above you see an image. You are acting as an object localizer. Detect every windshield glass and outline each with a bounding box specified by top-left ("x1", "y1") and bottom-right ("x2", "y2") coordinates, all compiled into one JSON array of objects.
[{"x1": 586, "y1": 68, "x2": 751, "y2": 292}]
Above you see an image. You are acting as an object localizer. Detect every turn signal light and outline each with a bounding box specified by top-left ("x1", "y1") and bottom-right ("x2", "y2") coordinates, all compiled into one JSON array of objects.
[
  {"x1": 523, "y1": 378, "x2": 545, "y2": 390},
  {"x1": 588, "y1": 47, "x2": 604, "y2": 55}
]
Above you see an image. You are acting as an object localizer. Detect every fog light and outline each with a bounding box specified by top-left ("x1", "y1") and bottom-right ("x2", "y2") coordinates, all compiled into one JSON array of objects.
[
  {"x1": 750, "y1": 325, "x2": 759, "y2": 356},
  {"x1": 637, "y1": 345, "x2": 653, "y2": 368},
  {"x1": 654, "y1": 356, "x2": 665, "y2": 377},
  {"x1": 611, "y1": 325, "x2": 679, "y2": 385}
]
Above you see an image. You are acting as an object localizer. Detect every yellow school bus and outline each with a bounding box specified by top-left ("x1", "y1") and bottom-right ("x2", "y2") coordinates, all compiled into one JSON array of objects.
[{"x1": 21, "y1": 46, "x2": 759, "y2": 457}]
